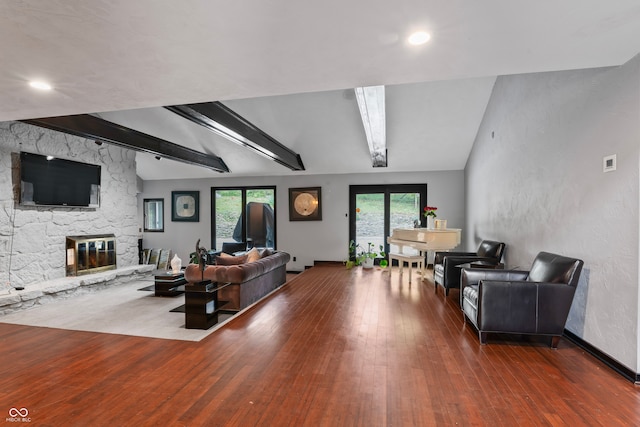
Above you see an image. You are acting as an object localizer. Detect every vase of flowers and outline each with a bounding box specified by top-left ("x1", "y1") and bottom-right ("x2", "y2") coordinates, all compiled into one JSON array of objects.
[{"x1": 423, "y1": 206, "x2": 437, "y2": 229}]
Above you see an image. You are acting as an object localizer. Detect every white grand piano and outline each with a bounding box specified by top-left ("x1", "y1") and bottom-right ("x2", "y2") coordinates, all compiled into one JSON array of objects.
[{"x1": 387, "y1": 228, "x2": 462, "y2": 278}]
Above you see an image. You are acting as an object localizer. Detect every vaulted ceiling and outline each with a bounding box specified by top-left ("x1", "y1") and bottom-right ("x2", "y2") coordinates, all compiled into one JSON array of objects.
[{"x1": 2, "y1": 1, "x2": 640, "y2": 180}]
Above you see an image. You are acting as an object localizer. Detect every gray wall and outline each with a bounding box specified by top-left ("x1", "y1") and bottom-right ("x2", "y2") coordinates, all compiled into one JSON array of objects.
[
  {"x1": 139, "y1": 170, "x2": 465, "y2": 271},
  {"x1": 0, "y1": 122, "x2": 140, "y2": 288},
  {"x1": 465, "y1": 56, "x2": 640, "y2": 371}
]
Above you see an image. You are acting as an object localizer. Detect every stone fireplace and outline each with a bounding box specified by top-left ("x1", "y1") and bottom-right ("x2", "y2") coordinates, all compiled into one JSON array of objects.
[{"x1": 66, "y1": 234, "x2": 116, "y2": 276}]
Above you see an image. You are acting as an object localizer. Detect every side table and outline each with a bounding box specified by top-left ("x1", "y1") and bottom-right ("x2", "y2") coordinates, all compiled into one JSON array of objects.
[
  {"x1": 457, "y1": 261, "x2": 504, "y2": 270},
  {"x1": 154, "y1": 271, "x2": 187, "y2": 296},
  {"x1": 184, "y1": 281, "x2": 231, "y2": 329}
]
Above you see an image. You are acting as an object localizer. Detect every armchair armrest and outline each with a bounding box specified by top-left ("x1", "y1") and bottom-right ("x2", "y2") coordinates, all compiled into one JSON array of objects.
[
  {"x1": 478, "y1": 280, "x2": 536, "y2": 333},
  {"x1": 535, "y1": 282, "x2": 577, "y2": 334},
  {"x1": 478, "y1": 280, "x2": 576, "y2": 335},
  {"x1": 460, "y1": 269, "x2": 529, "y2": 307},
  {"x1": 461, "y1": 269, "x2": 529, "y2": 288},
  {"x1": 434, "y1": 251, "x2": 475, "y2": 265}
]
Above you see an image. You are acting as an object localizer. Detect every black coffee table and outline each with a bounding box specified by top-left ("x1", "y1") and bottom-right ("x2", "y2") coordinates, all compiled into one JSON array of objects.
[{"x1": 154, "y1": 271, "x2": 187, "y2": 296}]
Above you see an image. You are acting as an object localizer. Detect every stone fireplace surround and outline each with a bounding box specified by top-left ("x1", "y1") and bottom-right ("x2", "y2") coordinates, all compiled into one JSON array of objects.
[{"x1": 1, "y1": 122, "x2": 140, "y2": 291}]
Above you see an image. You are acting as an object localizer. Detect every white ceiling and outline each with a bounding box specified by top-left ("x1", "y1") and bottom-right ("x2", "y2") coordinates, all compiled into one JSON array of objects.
[{"x1": 2, "y1": 1, "x2": 640, "y2": 180}]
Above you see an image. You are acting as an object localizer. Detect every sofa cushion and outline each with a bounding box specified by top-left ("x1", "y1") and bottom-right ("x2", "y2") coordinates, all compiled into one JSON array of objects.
[
  {"x1": 246, "y1": 247, "x2": 261, "y2": 263},
  {"x1": 216, "y1": 253, "x2": 248, "y2": 265}
]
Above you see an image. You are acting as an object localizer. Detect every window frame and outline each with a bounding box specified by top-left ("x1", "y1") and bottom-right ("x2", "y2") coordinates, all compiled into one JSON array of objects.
[
  {"x1": 143, "y1": 198, "x2": 164, "y2": 232},
  {"x1": 348, "y1": 184, "x2": 427, "y2": 256},
  {"x1": 210, "y1": 186, "x2": 277, "y2": 250}
]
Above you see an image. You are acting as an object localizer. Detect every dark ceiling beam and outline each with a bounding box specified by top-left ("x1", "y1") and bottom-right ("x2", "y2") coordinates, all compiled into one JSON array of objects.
[
  {"x1": 165, "y1": 102, "x2": 305, "y2": 171},
  {"x1": 22, "y1": 114, "x2": 230, "y2": 173}
]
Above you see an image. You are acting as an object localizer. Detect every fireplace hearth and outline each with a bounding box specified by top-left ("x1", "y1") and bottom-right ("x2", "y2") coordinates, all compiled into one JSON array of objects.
[{"x1": 66, "y1": 234, "x2": 116, "y2": 276}]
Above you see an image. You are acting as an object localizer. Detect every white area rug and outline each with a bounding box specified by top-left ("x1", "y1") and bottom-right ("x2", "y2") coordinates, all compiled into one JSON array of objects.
[{"x1": 0, "y1": 278, "x2": 233, "y2": 341}]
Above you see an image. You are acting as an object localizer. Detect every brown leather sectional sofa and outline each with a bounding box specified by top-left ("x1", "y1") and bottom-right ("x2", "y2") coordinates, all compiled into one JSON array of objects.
[{"x1": 184, "y1": 250, "x2": 290, "y2": 311}]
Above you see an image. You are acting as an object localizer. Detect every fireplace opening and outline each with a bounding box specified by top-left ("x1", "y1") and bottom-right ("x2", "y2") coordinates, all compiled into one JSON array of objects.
[{"x1": 66, "y1": 234, "x2": 116, "y2": 276}]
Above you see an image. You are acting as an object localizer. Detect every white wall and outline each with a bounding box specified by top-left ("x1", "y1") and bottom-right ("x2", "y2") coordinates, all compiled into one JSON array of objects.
[
  {"x1": 465, "y1": 56, "x2": 640, "y2": 371},
  {"x1": 139, "y1": 169, "x2": 465, "y2": 271},
  {"x1": 0, "y1": 122, "x2": 140, "y2": 288}
]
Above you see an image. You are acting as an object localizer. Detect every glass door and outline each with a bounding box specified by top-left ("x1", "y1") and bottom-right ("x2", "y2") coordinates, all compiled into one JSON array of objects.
[
  {"x1": 212, "y1": 186, "x2": 276, "y2": 251},
  {"x1": 349, "y1": 184, "x2": 426, "y2": 262},
  {"x1": 246, "y1": 189, "x2": 275, "y2": 248},
  {"x1": 354, "y1": 192, "x2": 385, "y2": 255},
  {"x1": 213, "y1": 189, "x2": 243, "y2": 250},
  {"x1": 388, "y1": 191, "x2": 423, "y2": 256}
]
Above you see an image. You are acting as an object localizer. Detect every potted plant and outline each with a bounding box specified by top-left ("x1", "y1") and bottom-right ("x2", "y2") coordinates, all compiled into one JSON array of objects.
[
  {"x1": 345, "y1": 240, "x2": 358, "y2": 269},
  {"x1": 346, "y1": 240, "x2": 386, "y2": 269}
]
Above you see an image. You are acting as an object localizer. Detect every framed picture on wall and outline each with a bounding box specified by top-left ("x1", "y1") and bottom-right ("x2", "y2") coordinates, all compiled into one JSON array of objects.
[
  {"x1": 289, "y1": 187, "x2": 322, "y2": 221},
  {"x1": 171, "y1": 191, "x2": 199, "y2": 222}
]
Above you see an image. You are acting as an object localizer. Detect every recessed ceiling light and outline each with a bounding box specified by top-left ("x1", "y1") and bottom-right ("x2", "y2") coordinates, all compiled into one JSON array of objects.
[
  {"x1": 408, "y1": 31, "x2": 431, "y2": 46},
  {"x1": 29, "y1": 80, "x2": 53, "y2": 91}
]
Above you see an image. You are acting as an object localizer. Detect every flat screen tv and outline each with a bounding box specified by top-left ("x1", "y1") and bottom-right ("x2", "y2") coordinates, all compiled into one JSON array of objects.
[{"x1": 20, "y1": 152, "x2": 101, "y2": 208}]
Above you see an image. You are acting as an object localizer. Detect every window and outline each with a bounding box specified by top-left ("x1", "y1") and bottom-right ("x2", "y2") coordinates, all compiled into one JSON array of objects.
[
  {"x1": 143, "y1": 198, "x2": 164, "y2": 232},
  {"x1": 212, "y1": 186, "x2": 276, "y2": 250},
  {"x1": 349, "y1": 184, "x2": 426, "y2": 257}
]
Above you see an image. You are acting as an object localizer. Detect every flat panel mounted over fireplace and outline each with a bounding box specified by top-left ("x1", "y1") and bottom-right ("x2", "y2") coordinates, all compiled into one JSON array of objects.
[{"x1": 66, "y1": 234, "x2": 116, "y2": 276}]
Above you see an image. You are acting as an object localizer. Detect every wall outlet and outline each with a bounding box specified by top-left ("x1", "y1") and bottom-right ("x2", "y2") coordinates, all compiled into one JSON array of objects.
[
  {"x1": 603, "y1": 154, "x2": 616, "y2": 172},
  {"x1": 293, "y1": 256, "x2": 297, "y2": 262}
]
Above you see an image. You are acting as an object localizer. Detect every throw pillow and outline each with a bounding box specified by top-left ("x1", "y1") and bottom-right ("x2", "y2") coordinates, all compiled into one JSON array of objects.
[
  {"x1": 246, "y1": 247, "x2": 261, "y2": 263},
  {"x1": 260, "y1": 248, "x2": 273, "y2": 258}
]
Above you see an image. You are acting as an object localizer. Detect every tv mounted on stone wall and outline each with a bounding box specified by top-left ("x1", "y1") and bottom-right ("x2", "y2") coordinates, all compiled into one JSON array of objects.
[{"x1": 19, "y1": 151, "x2": 101, "y2": 208}]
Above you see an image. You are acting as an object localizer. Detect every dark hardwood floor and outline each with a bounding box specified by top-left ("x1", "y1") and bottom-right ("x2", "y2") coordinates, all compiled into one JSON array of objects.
[{"x1": 0, "y1": 265, "x2": 638, "y2": 426}]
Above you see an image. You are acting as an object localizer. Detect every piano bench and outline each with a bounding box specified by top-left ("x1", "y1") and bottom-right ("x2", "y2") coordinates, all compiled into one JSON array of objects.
[{"x1": 388, "y1": 253, "x2": 424, "y2": 283}]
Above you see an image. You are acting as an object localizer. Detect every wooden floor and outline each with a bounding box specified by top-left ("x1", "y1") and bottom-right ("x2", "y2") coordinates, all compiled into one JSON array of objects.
[{"x1": 1, "y1": 265, "x2": 639, "y2": 426}]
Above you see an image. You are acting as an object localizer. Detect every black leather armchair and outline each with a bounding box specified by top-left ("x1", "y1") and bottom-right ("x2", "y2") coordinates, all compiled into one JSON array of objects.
[
  {"x1": 433, "y1": 240, "x2": 505, "y2": 296},
  {"x1": 460, "y1": 251, "x2": 584, "y2": 348}
]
